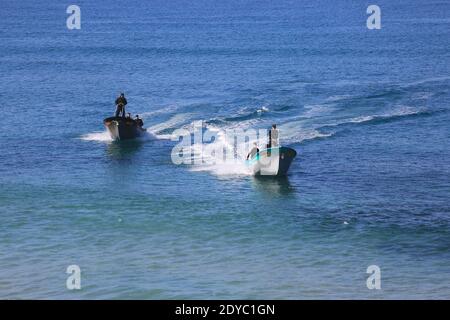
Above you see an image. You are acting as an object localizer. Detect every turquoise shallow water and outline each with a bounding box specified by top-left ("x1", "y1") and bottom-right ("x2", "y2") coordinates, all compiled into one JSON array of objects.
[{"x1": 0, "y1": 0, "x2": 449, "y2": 299}]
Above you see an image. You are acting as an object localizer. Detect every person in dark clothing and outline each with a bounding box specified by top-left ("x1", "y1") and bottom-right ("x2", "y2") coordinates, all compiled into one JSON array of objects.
[
  {"x1": 246, "y1": 142, "x2": 259, "y2": 160},
  {"x1": 115, "y1": 93, "x2": 128, "y2": 117},
  {"x1": 267, "y1": 124, "x2": 279, "y2": 149},
  {"x1": 135, "y1": 115, "x2": 144, "y2": 127}
]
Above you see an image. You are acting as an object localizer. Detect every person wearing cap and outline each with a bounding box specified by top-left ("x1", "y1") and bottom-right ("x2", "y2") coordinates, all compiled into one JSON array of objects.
[
  {"x1": 115, "y1": 93, "x2": 128, "y2": 117},
  {"x1": 135, "y1": 115, "x2": 144, "y2": 128}
]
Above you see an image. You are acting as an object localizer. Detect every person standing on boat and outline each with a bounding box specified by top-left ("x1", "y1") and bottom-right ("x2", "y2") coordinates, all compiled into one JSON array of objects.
[
  {"x1": 115, "y1": 93, "x2": 128, "y2": 117},
  {"x1": 268, "y1": 124, "x2": 279, "y2": 148}
]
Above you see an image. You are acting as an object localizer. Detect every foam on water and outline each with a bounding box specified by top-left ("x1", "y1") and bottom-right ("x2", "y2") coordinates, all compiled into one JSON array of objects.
[
  {"x1": 138, "y1": 131, "x2": 159, "y2": 141},
  {"x1": 329, "y1": 106, "x2": 425, "y2": 127},
  {"x1": 181, "y1": 123, "x2": 257, "y2": 177},
  {"x1": 402, "y1": 76, "x2": 450, "y2": 88},
  {"x1": 79, "y1": 131, "x2": 113, "y2": 142},
  {"x1": 279, "y1": 119, "x2": 334, "y2": 144},
  {"x1": 257, "y1": 106, "x2": 270, "y2": 113},
  {"x1": 2, "y1": 0, "x2": 450, "y2": 299},
  {"x1": 303, "y1": 104, "x2": 335, "y2": 118},
  {"x1": 139, "y1": 104, "x2": 181, "y2": 118},
  {"x1": 190, "y1": 162, "x2": 253, "y2": 177},
  {"x1": 147, "y1": 113, "x2": 196, "y2": 139},
  {"x1": 325, "y1": 94, "x2": 354, "y2": 102},
  {"x1": 80, "y1": 129, "x2": 158, "y2": 142}
]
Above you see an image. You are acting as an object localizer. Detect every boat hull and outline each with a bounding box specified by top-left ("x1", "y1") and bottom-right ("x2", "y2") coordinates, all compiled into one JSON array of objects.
[
  {"x1": 246, "y1": 147, "x2": 297, "y2": 176},
  {"x1": 103, "y1": 117, "x2": 145, "y2": 140}
]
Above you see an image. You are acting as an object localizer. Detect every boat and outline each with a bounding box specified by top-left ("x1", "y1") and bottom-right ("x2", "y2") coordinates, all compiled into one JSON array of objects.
[
  {"x1": 246, "y1": 146, "x2": 297, "y2": 176},
  {"x1": 103, "y1": 116, "x2": 146, "y2": 140}
]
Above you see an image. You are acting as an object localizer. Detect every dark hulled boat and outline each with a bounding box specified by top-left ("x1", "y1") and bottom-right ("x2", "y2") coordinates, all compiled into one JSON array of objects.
[{"x1": 103, "y1": 116, "x2": 146, "y2": 140}]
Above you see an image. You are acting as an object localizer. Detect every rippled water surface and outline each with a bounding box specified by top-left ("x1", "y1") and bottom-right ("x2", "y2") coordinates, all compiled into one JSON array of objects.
[{"x1": 0, "y1": 0, "x2": 449, "y2": 299}]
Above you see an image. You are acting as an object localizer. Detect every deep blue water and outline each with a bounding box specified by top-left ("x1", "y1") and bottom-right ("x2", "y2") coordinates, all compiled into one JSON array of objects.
[{"x1": 0, "y1": 0, "x2": 449, "y2": 299}]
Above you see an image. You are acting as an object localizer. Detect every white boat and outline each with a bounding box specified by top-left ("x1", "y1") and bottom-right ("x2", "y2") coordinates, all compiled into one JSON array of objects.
[{"x1": 246, "y1": 146, "x2": 297, "y2": 176}]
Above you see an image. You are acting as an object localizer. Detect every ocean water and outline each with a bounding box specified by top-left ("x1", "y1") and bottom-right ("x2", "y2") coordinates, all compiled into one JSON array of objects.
[{"x1": 0, "y1": 0, "x2": 449, "y2": 299}]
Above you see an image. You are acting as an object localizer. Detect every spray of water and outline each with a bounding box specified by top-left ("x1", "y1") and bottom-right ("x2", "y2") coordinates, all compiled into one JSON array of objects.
[
  {"x1": 187, "y1": 125, "x2": 255, "y2": 176},
  {"x1": 79, "y1": 130, "x2": 157, "y2": 143}
]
